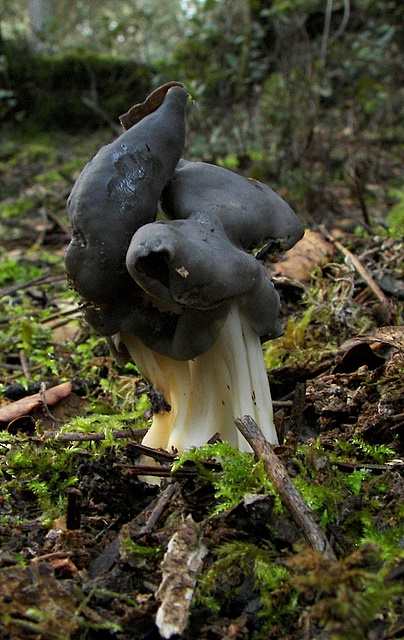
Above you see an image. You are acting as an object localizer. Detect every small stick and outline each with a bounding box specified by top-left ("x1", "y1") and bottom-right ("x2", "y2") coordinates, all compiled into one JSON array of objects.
[
  {"x1": 41, "y1": 427, "x2": 149, "y2": 441},
  {"x1": 0, "y1": 274, "x2": 65, "y2": 300},
  {"x1": 39, "y1": 381, "x2": 63, "y2": 424},
  {"x1": 40, "y1": 306, "x2": 83, "y2": 324},
  {"x1": 126, "y1": 442, "x2": 177, "y2": 462},
  {"x1": 235, "y1": 415, "x2": 337, "y2": 562},
  {"x1": 290, "y1": 381, "x2": 306, "y2": 444},
  {"x1": 3, "y1": 363, "x2": 52, "y2": 382},
  {"x1": 66, "y1": 488, "x2": 82, "y2": 530},
  {"x1": 320, "y1": 225, "x2": 391, "y2": 318},
  {"x1": 117, "y1": 464, "x2": 206, "y2": 478},
  {"x1": 46, "y1": 210, "x2": 71, "y2": 237},
  {"x1": 19, "y1": 349, "x2": 32, "y2": 380},
  {"x1": 130, "y1": 481, "x2": 177, "y2": 539},
  {"x1": 88, "y1": 482, "x2": 177, "y2": 578}
]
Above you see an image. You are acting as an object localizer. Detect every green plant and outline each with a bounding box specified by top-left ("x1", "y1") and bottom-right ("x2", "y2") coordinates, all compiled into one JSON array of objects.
[
  {"x1": 264, "y1": 304, "x2": 326, "y2": 370},
  {"x1": 172, "y1": 442, "x2": 276, "y2": 515},
  {"x1": 0, "y1": 199, "x2": 36, "y2": 219},
  {"x1": 63, "y1": 411, "x2": 148, "y2": 446},
  {"x1": 0, "y1": 257, "x2": 44, "y2": 286},
  {"x1": 196, "y1": 540, "x2": 296, "y2": 630},
  {"x1": 0, "y1": 436, "x2": 84, "y2": 524},
  {"x1": 287, "y1": 545, "x2": 401, "y2": 640},
  {"x1": 358, "y1": 513, "x2": 404, "y2": 564},
  {"x1": 331, "y1": 438, "x2": 396, "y2": 464},
  {"x1": 387, "y1": 187, "x2": 404, "y2": 235}
]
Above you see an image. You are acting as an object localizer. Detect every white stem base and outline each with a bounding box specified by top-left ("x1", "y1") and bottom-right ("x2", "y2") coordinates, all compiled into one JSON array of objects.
[{"x1": 115, "y1": 304, "x2": 277, "y2": 454}]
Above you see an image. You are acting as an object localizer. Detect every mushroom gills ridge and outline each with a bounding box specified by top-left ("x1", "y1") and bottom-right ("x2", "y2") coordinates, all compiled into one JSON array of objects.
[{"x1": 112, "y1": 302, "x2": 276, "y2": 452}]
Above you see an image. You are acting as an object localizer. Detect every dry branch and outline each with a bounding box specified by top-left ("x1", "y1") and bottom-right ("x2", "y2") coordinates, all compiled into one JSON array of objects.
[
  {"x1": 320, "y1": 225, "x2": 392, "y2": 321},
  {"x1": 235, "y1": 415, "x2": 337, "y2": 562},
  {"x1": 42, "y1": 427, "x2": 149, "y2": 442}
]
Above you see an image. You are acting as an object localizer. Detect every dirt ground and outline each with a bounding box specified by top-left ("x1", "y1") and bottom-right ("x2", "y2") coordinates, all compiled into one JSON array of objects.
[{"x1": 0, "y1": 133, "x2": 403, "y2": 640}]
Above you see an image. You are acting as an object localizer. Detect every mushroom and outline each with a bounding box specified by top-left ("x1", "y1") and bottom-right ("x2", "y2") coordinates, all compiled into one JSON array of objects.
[
  {"x1": 110, "y1": 159, "x2": 304, "y2": 453},
  {"x1": 65, "y1": 82, "x2": 304, "y2": 460},
  {"x1": 64, "y1": 82, "x2": 188, "y2": 316}
]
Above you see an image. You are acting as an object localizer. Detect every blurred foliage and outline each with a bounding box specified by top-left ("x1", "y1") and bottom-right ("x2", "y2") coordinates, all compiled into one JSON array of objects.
[
  {"x1": 388, "y1": 187, "x2": 404, "y2": 235},
  {"x1": 1, "y1": 42, "x2": 153, "y2": 132},
  {"x1": 0, "y1": 0, "x2": 403, "y2": 223},
  {"x1": 0, "y1": 0, "x2": 186, "y2": 61}
]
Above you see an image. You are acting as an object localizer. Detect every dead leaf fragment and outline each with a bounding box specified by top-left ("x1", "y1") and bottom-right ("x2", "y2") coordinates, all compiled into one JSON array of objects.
[
  {"x1": 365, "y1": 326, "x2": 404, "y2": 349},
  {"x1": 272, "y1": 230, "x2": 335, "y2": 282},
  {"x1": 0, "y1": 562, "x2": 80, "y2": 639},
  {"x1": 50, "y1": 557, "x2": 79, "y2": 578},
  {"x1": 155, "y1": 515, "x2": 208, "y2": 639},
  {"x1": 0, "y1": 381, "x2": 72, "y2": 425}
]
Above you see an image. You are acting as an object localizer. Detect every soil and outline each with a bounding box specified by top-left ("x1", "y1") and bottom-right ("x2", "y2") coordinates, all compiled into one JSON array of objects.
[{"x1": 0, "y1": 132, "x2": 403, "y2": 640}]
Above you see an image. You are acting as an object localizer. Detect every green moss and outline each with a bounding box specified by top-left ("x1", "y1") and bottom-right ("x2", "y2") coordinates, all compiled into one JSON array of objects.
[
  {"x1": 0, "y1": 199, "x2": 36, "y2": 219},
  {"x1": 172, "y1": 442, "x2": 279, "y2": 514},
  {"x1": 286, "y1": 545, "x2": 401, "y2": 640},
  {"x1": 331, "y1": 438, "x2": 396, "y2": 464},
  {"x1": 264, "y1": 305, "x2": 326, "y2": 370},
  {"x1": 63, "y1": 411, "x2": 148, "y2": 446},
  {"x1": 4, "y1": 41, "x2": 154, "y2": 132},
  {"x1": 0, "y1": 436, "x2": 81, "y2": 524},
  {"x1": 196, "y1": 540, "x2": 295, "y2": 626},
  {"x1": 196, "y1": 533, "x2": 402, "y2": 638},
  {"x1": 0, "y1": 257, "x2": 45, "y2": 285},
  {"x1": 387, "y1": 187, "x2": 404, "y2": 235}
]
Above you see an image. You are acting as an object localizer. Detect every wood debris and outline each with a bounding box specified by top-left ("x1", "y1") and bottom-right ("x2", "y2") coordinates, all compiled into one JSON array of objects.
[{"x1": 155, "y1": 515, "x2": 208, "y2": 638}]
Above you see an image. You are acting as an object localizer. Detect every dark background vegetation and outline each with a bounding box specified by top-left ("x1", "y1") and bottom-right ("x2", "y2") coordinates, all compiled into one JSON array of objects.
[{"x1": 1, "y1": 0, "x2": 403, "y2": 230}]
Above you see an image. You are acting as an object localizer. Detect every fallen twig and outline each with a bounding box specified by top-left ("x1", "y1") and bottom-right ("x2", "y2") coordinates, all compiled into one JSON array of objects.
[
  {"x1": 39, "y1": 381, "x2": 63, "y2": 423},
  {"x1": 40, "y1": 306, "x2": 83, "y2": 325},
  {"x1": 0, "y1": 274, "x2": 65, "y2": 299},
  {"x1": 130, "y1": 481, "x2": 177, "y2": 539},
  {"x1": 235, "y1": 415, "x2": 337, "y2": 562},
  {"x1": 289, "y1": 381, "x2": 306, "y2": 446},
  {"x1": 46, "y1": 210, "x2": 71, "y2": 237},
  {"x1": 19, "y1": 349, "x2": 32, "y2": 380},
  {"x1": 42, "y1": 427, "x2": 149, "y2": 441},
  {"x1": 320, "y1": 225, "x2": 392, "y2": 321},
  {"x1": 125, "y1": 442, "x2": 177, "y2": 463}
]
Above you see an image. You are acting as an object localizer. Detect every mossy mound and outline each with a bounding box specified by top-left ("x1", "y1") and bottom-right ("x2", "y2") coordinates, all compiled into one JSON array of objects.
[{"x1": 2, "y1": 41, "x2": 155, "y2": 132}]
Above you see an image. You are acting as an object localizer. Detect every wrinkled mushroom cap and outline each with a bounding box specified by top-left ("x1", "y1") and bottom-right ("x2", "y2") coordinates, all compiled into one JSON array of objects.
[
  {"x1": 120, "y1": 158, "x2": 304, "y2": 359},
  {"x1": 64, "y1": 83, "x2": 304, "y2": 363},
  {"x1": 125, "y1": 214, "x2": 283, "y2": 359},
  {"x1": 161, "y1": 159, "x2": 304, "y2": 252},
  {"x1": 64, "y1": 83, "x2": 188, "y2": 305}
]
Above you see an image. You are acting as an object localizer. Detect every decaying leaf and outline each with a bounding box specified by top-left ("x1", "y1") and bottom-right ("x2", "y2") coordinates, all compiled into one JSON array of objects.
[
  {"x1": 155, "y1": 515, "x2": 208, "y2": 639},
  {"x1": 0, "y1": 562, "x2": 80, "y2": 639},
  {"x1": 0, "y1": 381, "x2": 72, "y2": 425},
  {"x1": 364, "y1": 326, "x2": 404, "y2": 349},
  {"x1": 271, "y1": 230, "x2": 334, "y2": 282}
]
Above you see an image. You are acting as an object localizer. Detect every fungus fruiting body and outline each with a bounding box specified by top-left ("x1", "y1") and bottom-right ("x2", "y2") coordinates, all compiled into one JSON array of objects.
[
  {"x1": 65, "y1": 82, "x2": 188, "y2": 310},
  {"x1": 65, "y1": 83, "x2": 304, "y2": 457}
]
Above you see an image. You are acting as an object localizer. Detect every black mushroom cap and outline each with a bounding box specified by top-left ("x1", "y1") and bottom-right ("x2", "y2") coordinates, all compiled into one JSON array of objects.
[
  {"x1": 64, "y1": 83, "x2": 304, "y2": 362},
  {"x1": 64, "y1": 82, "x2": 188, "y2": 306},
  {"x1": 125, "y1": 214, "x2": 283, "y2": 360},
  {"x1": 161, "y1": 159, "x2": 304, "y2": 252},
  {"x1": 118, "y1": 158, "x2": 304, "y2": 360}
]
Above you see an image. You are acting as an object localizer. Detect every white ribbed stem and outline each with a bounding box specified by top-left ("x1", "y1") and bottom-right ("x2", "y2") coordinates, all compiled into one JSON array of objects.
[{"x1": 116, "y1": 303, "x2": 277, "y2": 454}]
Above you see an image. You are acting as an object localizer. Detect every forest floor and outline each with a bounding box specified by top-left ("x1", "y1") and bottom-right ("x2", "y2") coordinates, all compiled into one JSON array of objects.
[{"x1": 0, "y1": 130, "x2": 403, "y2": 640}]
